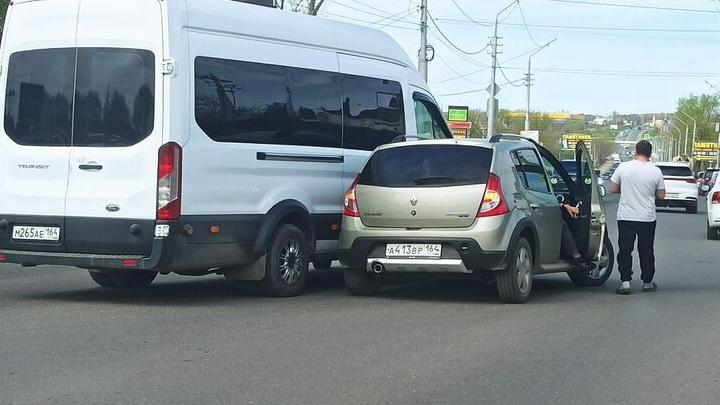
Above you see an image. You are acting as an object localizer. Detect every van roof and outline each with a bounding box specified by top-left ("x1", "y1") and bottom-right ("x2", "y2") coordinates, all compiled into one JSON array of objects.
[{"x1": 185, "y1": 0, "x2": 417, "y2": 69}]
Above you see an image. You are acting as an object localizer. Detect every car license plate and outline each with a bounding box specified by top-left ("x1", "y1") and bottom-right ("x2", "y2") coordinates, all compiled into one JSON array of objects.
[
  {"x1": 386, "y1": 243, "x2": 441, "y2": 258},
  {"x1": 12, "y1": 226, "x2": 60, "y2": 242}
]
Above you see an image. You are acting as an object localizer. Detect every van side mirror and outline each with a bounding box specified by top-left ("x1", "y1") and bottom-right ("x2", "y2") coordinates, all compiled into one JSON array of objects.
[{"x1": 599, "y1": 184, "x2": 607, "y2": 198}]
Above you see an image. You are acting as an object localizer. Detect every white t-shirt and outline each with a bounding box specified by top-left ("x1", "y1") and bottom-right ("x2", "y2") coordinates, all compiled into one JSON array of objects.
[{"x1": 610, "y1": 160, "x2": 665, "y2": 222}]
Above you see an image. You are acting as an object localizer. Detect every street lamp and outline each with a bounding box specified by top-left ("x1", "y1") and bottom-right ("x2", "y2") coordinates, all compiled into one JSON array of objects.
[
  {"x1": 525, "y1": 38, "x2": 557, "y2": 131},
  {"x1": 667, "y1": 121, "x2": 682, "y2": 160},
  {"x1": 679, "y1": 110, "x2": 697, "y2": 158},
  {"x1": 675, "y1": 117, "x2": 690, "y2": 156}
]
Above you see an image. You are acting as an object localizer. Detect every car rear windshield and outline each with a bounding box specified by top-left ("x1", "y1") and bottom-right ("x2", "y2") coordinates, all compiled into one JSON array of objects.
[
  {"x1": 658, "y1": 166, "x2": 692, "y2": 177},
  {"x1": 4, "y1": 48, "x2": 155, "y2": 147},
  {"x1": 358, "y1": 145, "x2": 493, "y2": 188}
]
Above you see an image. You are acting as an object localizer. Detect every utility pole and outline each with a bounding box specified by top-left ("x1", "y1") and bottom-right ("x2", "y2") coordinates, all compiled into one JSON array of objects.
[
  {"x1": 486, "y1": 0, "x2": 518, "y2": 138},
  {"x1": 418, "y1": 0, "x2": 429, "y2": 82},
  {"x1": 525, "y1": 38, "x2": 556, "y2": 131}
]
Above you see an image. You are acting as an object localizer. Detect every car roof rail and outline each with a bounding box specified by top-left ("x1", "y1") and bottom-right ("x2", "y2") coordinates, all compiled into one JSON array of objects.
[{"x1": 488, "y1": 133, "x2": 540, "y2": 147}]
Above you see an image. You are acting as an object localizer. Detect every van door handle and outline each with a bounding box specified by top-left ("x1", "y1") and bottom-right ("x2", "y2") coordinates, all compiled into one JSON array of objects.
[{"x1": 79, "y1": 163, "x2": 103, "y2": 171}]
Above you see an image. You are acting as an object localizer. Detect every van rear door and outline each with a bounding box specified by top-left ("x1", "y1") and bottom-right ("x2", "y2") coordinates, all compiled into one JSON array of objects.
[
  {"x1": 1, "y1": 49, "x2": 76, "y2": 252},
  {"x1": 64, "y1": 48, "x2": 160, "y2": 255}
]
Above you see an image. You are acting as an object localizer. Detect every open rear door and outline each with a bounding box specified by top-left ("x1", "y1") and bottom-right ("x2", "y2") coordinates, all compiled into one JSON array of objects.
[{"x1": 575, "y1": 141, "x2": 606, "y2": 261}]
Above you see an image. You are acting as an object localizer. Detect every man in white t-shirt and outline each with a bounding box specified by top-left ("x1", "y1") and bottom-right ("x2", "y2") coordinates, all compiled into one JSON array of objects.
[{"x1": 608, "y1": 140, "x2": 666, "y2": 294}]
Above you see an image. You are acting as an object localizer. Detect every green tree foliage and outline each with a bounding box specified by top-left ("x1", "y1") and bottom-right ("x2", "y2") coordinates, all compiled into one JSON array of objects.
[
  {"x1": 674, "y1": 94, "x2": 720, "y2": 142},
  {"x1": 0, "y1": 0, "x2": 7, "y2": 39}
]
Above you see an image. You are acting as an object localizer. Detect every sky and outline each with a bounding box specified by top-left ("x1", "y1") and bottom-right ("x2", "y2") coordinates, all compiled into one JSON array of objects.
[{"x1": 319, "y1": 0, "x2": 720, "y2": 115}]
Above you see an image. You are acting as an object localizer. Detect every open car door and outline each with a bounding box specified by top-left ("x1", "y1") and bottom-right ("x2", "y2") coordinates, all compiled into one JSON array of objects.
[{"x1": 575, "y1": 141, "x2": 606, "y2": 261}]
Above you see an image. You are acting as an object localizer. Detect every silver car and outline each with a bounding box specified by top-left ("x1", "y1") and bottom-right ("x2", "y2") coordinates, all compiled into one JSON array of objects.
[{"x1": 338, "y1": 135, "x2": 612, "y2": 303}]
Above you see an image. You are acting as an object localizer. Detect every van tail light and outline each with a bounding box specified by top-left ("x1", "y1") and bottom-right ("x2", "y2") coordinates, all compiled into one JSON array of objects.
[
  {"x1": 685, "y1": 178, "x2": 697, "y2": 184},
  {"x1": 478, "y1": 173, "x2": 509, "y2": 218},
  {"x1": 157, "y1": 142, "x2": 182, "y2": 221},
  {"x1": 712, "y1": 192, "x2": 720, "y2": 205},
  {"x1": 343, "y1": 177, "x2": 360, "y2": 218}
]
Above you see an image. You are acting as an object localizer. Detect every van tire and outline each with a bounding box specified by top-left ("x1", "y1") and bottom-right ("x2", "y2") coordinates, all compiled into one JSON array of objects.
[
  {"x1": 88, "y1": 271, "x2": 115, "y2": 288},
  {"x1": 258, "y1": 224, "x2": 310, "y2": 297},
  {"x1": 343, "y1": 268, "x2": 380, "y2": 295},
  {"x1": 108, "y1": 271, "x2": 157, "y2": 289},
  {"x1": 496, "y1": 237, "x2": 533, "y2": 304}
]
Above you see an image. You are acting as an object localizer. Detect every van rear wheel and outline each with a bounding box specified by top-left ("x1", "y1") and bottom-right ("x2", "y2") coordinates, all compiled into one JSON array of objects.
[
  {"x1": 496, "y1": 237, "x2": 533, "y2": 304},
  {"x1": 258, "y1": 224, "x2": 310, "y2": 297}
]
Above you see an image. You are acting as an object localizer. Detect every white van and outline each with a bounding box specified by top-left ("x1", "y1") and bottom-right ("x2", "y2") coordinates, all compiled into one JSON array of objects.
[{"x1": 0, "y1": 0, "x2": 451, "y2": 295}]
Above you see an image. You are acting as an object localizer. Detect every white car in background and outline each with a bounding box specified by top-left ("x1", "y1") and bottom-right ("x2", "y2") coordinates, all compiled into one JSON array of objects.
[
  {"x1": 655, "y1": 162, "x2": 698, "y2": 214},
  {"x1": 707, "y1": 180, "x2": 720, "y2": 239}
]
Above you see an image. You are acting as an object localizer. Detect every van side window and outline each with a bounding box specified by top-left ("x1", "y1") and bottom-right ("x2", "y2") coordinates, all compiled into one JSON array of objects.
[
  {"x1": 341, "y1": 76, "x2": 405, "y2": 151},
  {"x1": 4, "y1": 49, "x2": 76, "y2": 147},
  {"x1": 414, "y1": 98, "x2": 450, "y2": 139},
  {"x1": 514, "y1": 149, "x2": 551, "y2": 194},
  {"x1": 194, "y1": 57, "x2": 342, "y2": 148}
]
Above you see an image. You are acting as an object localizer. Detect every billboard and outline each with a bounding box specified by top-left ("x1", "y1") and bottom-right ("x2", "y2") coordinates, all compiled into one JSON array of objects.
[
  {"x1": 448, "y1": 106, "x2": 469, "y2": 122},
  {"x1": 694, "y1": 142, "x2": 718, "y2": 161},
  {"x1": 562, "y1": 133, "x2": 592, "y2": 150}
]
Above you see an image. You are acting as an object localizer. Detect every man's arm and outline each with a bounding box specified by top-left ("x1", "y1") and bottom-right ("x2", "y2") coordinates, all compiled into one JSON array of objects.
[
  {"x1": 608, "y1": 180, "x2": 620, "y2": 194},
  {"x1": 655, "y1": 169, "x2": 666, "y2": 199},
  {"x1": 609, "y1": 165, "x2": 621, "y2": 194},
  {"x1": 656, "y1": 188, "x2": 666, "y2": 199}
]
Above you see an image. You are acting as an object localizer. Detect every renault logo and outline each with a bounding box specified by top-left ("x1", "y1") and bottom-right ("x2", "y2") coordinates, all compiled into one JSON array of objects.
[{"x1": 410, "y1": 196, "x2": 419, "y2": 206}]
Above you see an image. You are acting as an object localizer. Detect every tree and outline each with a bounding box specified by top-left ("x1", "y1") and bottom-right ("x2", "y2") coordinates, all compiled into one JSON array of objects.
[
  {"x1": 0, "y1": 0, "x2": 7, "y2": 40},
  {"x1": 675, "y1": 93, "x2": 720, "y2": 142},
  {"x1": 275, "y1": 0, "x2": 325, "y2": 15}
]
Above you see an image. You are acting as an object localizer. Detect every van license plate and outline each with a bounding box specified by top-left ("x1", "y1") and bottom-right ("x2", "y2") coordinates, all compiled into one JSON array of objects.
[
  {"x1": 386, "y1": 244, "x2": 441, "y2": 258},
  {"x1": 12, "y1": 226, "x2": 60, "y2": 242}
]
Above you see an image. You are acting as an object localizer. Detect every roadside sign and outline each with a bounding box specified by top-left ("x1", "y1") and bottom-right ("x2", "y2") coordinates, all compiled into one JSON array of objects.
[
  {"x1": 448, "y1": 121, "x2": 472, "y2": 139},
  {"x1": 448, "y1": 106, "x2": 469, "y2": 122},
  {"x1": 562, "y1": 133, "x2": 592, "y2": 150},
  {"x1": 520, "y1": 130, "x2": 539, "y2": 142},
  {"x1": 694, "y1": 142, "x2": 718, "y2": 161}
]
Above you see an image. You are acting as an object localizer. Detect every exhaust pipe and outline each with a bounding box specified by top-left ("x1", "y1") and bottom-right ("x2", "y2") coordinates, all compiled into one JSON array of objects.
[{"x1": 371, "y1": 261, "x2": 385, "y2": 274}]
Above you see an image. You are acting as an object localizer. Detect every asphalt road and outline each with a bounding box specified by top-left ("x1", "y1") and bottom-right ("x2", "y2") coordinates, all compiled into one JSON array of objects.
[{"x1": 3, "y1": 196, "x2": 720, "y2": 405}]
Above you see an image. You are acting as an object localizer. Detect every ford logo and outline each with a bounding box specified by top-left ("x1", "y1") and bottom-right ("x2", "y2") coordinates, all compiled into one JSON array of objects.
[{"x1": 105, "y1": 204, "x2": 120, "y2": 212}]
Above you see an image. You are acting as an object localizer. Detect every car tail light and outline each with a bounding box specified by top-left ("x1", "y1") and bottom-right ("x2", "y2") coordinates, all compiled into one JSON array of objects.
[
  {"x1": 712, "y1": 192, "x2": 720, "y2": 205},
  {"x1": 685, "y1": 178, "x2": 697, "y2": 184},
  {"x1": 478, "y1": 173, "x2": 509, "y2": 217},
  {"x1": 157, "y1": 142, "x2": 182, "y2": 221},
  {"x1": 343, "y1": 177, "x2": 360, "y2": 217},
  {"x1": 0, "y1": 253, "x2": 6, "y2": 262}
]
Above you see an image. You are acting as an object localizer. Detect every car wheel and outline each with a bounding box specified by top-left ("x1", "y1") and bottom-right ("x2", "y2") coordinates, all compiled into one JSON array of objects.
[
  {"x1": 107, "y1": 271, "x2": 157, "y2": 289},
  {"x1": 88, "y1": 270, "x2": 115, "y2": 288},
  {"x1": 687, "y1": 206, "x2": 698, "y2": 214},
  {"x1": 312, "y1": 258, "x2": 333, "y2": 271},
  {"x1": 258, "y1": 224, "x2": 310, "y2": 297},
  {"x1": 707, "y1": 222, "x2": 720, "y2": 240},
  {"x1": 568, "y1": 237, "x2": 614, "y2": 287},
  {"x1": 496, "y1": 237, "x2": 533, "y2": 304},
  {"x1": 343, "y1": 268, "x2": 381, "y2": 296}
]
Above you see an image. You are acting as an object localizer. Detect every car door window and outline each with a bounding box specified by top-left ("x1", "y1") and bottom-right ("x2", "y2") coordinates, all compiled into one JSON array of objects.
[
  {"x1": 413, "y1": 95, "x2": 451, "y2": 139},
  {"x1": 514, "y1": 149, "x2": 551, "y2": 194},
  {"x1": 540, "y1": 156, "x2": 569, "y2": 193}
]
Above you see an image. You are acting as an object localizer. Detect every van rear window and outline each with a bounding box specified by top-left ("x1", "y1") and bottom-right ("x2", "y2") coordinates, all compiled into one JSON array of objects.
[
  {"x1": 658, "y1": 166, "x2": 692, "y2": 177},
  {"x1": 358, "y1": 145, "x2": 493, "y2": 188},
  {"x1": 4, "y1": 48, "x2": 155, "y2": 147}
]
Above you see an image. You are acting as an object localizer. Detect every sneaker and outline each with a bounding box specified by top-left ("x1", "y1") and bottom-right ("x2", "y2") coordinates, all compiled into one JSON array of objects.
[
  {"x1": 616, "y1": 281, "x2": 631, "y2": 295},
  {"x1": 642, "y1": 282, "x2": 658, "y2": 292}
]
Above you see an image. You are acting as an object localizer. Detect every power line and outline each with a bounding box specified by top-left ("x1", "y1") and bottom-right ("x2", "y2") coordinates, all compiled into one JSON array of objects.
[
  {"x1": 434, "y1": 45, "x2": 545, "y2": 84},
  {"x1": 499, "y1": 65, "x2": 720, "y2": 77},
  {"x1": 540, "y1": 0, "x2": 720, "y2": 14},
  {"x1": 429, "y1": 32, "x2": 489, "y2": 68},
  {"x1": 433, "y1": 18, "x2": 720, "y2": 33},
  {"x1": 325, "y1": 12, "x2": 418, "y2": 31},
  {"x1": 427, "y1": 11, "x2": 490, "y2": 55},
  {"x1": 344, "y1": 0, "x2": 416, "y2": 23},
  {"x1": 449, "y1": 0, "x2": 488, "y2": 28},
  {"x1": 331, "y1": 1, "x2": 417, "y2": 25},
  {"x1": 497, "y1": 61, "x2": 525, "y2": 87},
  {"x1": 516, "y1": 1, "x2": 541, "y2": 47}
]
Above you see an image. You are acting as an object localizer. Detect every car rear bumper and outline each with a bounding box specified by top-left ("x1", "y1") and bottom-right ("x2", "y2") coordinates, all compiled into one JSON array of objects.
[
  {"x1": 338, "y1": 237, "x2": 507, "y2": 272},
  {"x1": 656, "y1": 197, "x2": 697, "y2": 208}
]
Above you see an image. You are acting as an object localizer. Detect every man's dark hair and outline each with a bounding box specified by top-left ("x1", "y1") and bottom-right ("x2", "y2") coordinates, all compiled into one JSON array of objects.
[{"x1": 636, "y1": 140, "x2": 652, "y2": 158}]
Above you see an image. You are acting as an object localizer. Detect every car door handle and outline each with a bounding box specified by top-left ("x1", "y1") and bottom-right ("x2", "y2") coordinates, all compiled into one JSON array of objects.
[
  {"x1": 529, "y1": 203, "x2": 541, "y2": 209},
  {"x1": 79, "y1": 163, "x2": 103, "y2": 171}
]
